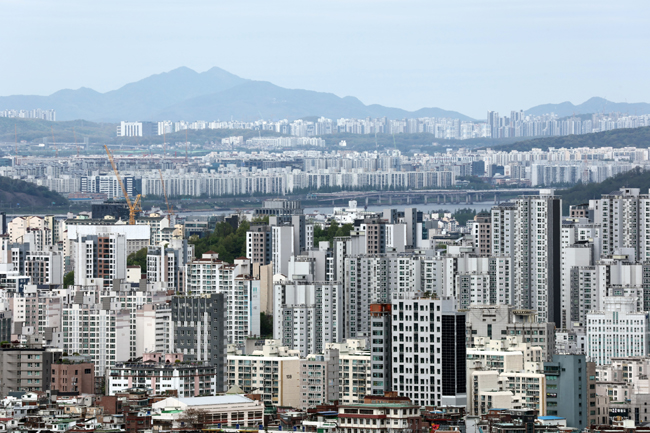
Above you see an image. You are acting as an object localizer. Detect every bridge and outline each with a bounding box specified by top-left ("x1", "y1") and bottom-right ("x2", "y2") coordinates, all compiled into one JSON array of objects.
[{"x1": 307, "y1": 188, "x2": 543, "y2": 205}]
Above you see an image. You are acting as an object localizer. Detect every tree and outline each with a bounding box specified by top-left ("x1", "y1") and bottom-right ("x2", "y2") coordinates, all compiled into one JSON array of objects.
[
  {"x1": 178, "y1": 408, "x2": 209, "y2": 428},
  {"x1": 190, "y1": 220, "x2": 250, "y2": 262},
  {"x1": 251, "y1": 215, "x2": 269, "y2": 224},
  {"x1": 260, "y1": 313, "x2": 273, "y2": 337},
  {"x1": 127, "y1": 248, "x2": 148, "y2": 272},
  {"x1": 314, "y1": 220, "x2": 354, "y2": 246},
  {"x1": 63, "y1": 271, "x2": 74, "y2": 288}
]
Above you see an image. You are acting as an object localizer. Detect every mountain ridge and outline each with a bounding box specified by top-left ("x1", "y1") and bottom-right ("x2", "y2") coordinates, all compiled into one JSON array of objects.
[
  {"x1": 0, "y1": 67, "x2": 474, "y2": 122},
  {"x1": 3, "y1": 67, "x2": 649, "y2": 122},
  {"x1": 525, "y1": 96, "x2": 650, "y2": 117}
]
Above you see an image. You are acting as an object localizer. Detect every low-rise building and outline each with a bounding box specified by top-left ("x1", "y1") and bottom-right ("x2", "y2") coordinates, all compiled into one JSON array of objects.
[
  {"x1": 226, "y1": 339, "x2": 300, "y2": 408},
  {"x1": 299, "y1": 349, "x2": 339, "y2": 410},
  {"x1": 107, "y1": 361, "x2": 218, "y2": 397},
  {"x1": 337, "y1": 398, "x2": 422, "y2": 433},
  {"x1": 0, "y1": 339, "x2": 61, "y2": 394},
  {"x1": 51, "y1": 357, "x2": 95, "y2": 394},
  {"x1": 332, "y1": 339, "x2": 371, "y2": 405},
  {"x1": 152, "y1": 395, "x2": 264, "y2": 429}
]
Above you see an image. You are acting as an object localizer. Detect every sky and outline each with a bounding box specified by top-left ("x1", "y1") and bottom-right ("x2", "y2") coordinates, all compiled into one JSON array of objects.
[{"x1": 0, "y1": 0, "x2": 648, "y2": 118}]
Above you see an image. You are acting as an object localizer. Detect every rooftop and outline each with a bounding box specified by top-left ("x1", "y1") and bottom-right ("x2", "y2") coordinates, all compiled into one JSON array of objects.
[{"x1": 177, "y1": 395, "x2": 255, "y2": 406}]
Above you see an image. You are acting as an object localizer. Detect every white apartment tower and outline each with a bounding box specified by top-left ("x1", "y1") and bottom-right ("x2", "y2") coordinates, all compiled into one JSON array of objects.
[
  {"x1": 391, "y1": 296, "x2": 466, "y2": 407},
  {"x1": 511, "y1": 191, "x2": 562, "y2": 326},
  {"x1": 273, "y1": 280, "x2": 343, "y2": 357},
  {"x1": 592, "y1": 188, "x2": 650, "y2": 262}
]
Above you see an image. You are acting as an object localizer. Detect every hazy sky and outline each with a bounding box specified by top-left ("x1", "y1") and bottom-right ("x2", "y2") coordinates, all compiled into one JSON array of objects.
[{"x1": 0, "y1": 0, "x2": 648, "y2": 118}]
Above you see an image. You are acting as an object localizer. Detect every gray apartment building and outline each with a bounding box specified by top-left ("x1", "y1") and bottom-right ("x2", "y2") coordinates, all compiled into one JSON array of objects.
[
  {"x1": 0, "y1": 337, "x2": 61, "y2": 396},
  {"x1": 170, "y1": 293, "x2": 227, "y2": 393},
  {"x1": 544, "y1": 354, "x2": 597, "y2": 428}
]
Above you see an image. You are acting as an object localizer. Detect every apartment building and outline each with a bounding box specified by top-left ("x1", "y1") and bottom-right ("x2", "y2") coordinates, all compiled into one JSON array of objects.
[
  {"x1": 135, "y1": 304, "x2": 172, "y2": 356},
  {"x1": 543, "y1": 354, "x2": 597, "y2": 428},
  {"x1": 183, "y1": 255, "x2": 260, "y2": 345},
  {"x1": 332, "y1": 339, "x2": 372, "y2": 405},
  {"x1": 226, "y1": 339, "x2": 300, "y2": 408},
  {"x1": 62, "y1": 299, "x2": 130, "y2": 376},
  {"x1": 363, "y1": 218, "x2": 387, "y2": 255},
  {"x1": 51, "y1": 357, "x2": 95, "y2": 394},
  {"x1": 591, "y1": 188, "x2": 650, "y2": 261},
  {"x1": 170, "y1": 294, "x2": 227, "y2": 392},
  {"x1": 587, "y1": 296, "x2": 650, "y2": 365},
  {"x1": 369, "y1": 304, "x2": 392, "y2": 396},
  {"x1": 491, "y1": 202, "x2": 516, "y2": 257},
  {"x1": 467, "y1": 337, "x2": 545, "y2": 416},
  {"x1": 336, "y1": 399, "x2": 422, "y2": 433},
  {"x1": 72, "y1": 233, "x2": 128, "y2": 288},
  {"x1": 471, "y1": 212, "x2": 492, "y2": 255},
  {"x1": 299, "y1": 349, "x2": 339, "y2": 410},
  {"x1": 273, "y1": 280, "x2": 343, "y2": 357},
  {"x1": 107, "y1": 360, "x2": 218, "y2": 397},
  {"x1": 0, "y1": 339, "x2": 61, "y2": 394},
  {"x1": 246, "y1": 224, "x2": 271, "y2": 265},
  {"x1": 146, "y1": 239, "x2": 193, "y2": 292},
  {"x1": 183, "y1": 252, "x2": 233, "y2": 294},
  {"x1": 24, "y1": 251, "x2": 63, "y2": 286},
  {"x1": 511, "y1": 190, "x2": 562, "y2": 326},
  {"x1": 465, "y1": 305, "x2": 556, "y2": 361},
  {"x1": 390, "y1": 296, "x2": 466, "y2": 407}
]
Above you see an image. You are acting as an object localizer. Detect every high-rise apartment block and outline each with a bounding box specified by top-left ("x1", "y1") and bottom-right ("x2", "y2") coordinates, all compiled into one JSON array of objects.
[
  {"x1": 170, "y1": 294, "x2": 227, "y2": 392},
  {"x1": 511, "y1": 190, "x2": 562, "y2": 326},
  {"x1": 390, "y1": 296, "x2": 466, "y2": 407}
]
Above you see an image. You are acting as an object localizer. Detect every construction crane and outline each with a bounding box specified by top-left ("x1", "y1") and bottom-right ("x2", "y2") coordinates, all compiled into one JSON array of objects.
[
  {"x1": 104, "y1": 145, "x2": 141, "y2": 224},
  {"x1": 158, "y1": 169, "x2": 174, "y2": 222}
]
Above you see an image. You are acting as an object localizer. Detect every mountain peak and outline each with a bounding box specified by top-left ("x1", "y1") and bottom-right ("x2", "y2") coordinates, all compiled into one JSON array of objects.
[
  {"x1": 525, "y1": 97, "x2": 650, "y2": 117},
  {"x1": 2, "y1": 66, "x2": 473, "y2": 122}
]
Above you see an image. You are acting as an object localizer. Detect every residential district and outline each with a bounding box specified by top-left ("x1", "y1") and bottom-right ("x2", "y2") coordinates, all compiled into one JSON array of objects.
[
  {"x1": 4, "y1": 146, "x2": 650, "y2": 202},
  {"x1": 3, "y1": 184, "x2": 650, "y2": 433},
  {"x1": 137, "y1": 110, "x2": 650, "y2": 140},
  {"x1": 4, "y1": 108, "x2": 650, "y2": 140}
]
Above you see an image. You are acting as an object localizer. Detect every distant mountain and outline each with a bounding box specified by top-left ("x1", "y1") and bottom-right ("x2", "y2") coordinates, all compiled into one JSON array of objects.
[
  {"x1": 154, "y1": 80, "x2": 472, "y2": 121},
  {"x1": 525, "y1": 97, "x2": 650, "y2": 117},
  {"x1": 0, "y1": 67, "x2": 247, "y2": 122},
  {"x1": 0, "y1": 67, "x2": 473, "y2": 122},
  {"x1": 488, "y1": 125, "x2": 650, "y2": 153}
]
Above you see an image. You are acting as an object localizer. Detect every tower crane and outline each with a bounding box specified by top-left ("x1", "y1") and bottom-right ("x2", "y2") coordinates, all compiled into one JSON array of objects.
[
  {"x1": 158, "y1": 169, "x2": 174, "y2": 222},
  {"x1": 104, "y1": 145, "x2": 141, "y2": 225}
]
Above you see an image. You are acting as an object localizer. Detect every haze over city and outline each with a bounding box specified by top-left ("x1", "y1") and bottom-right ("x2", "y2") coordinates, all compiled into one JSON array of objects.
[{"x1": 1, "y1": 0, "x2": 649, "y2": 117}]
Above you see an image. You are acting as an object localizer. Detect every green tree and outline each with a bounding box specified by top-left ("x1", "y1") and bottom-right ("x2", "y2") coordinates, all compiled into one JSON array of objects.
[
  {"x1": 190, "y1": 220, "x2": 250, "y2": 262},
  {"x1": 63, "y1": 271, "x2": 74, "y2": 288},
  {"x1": 260, "y1": 313, "x2": 273, "y2": 337},
  {"x1": 314, "y1": 220, "x2": 354, "y2": 246},
  {"x1": 127, "y1": 248, "x2": 148, "y2": 272}
]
